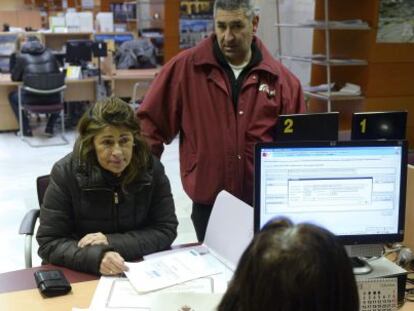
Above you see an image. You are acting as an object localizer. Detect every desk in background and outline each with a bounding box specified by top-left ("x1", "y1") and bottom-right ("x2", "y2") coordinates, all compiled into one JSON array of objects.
[
  {"x1": 108, "y1": 68, "x2": 159, "y2": 99},
  {"x1": 0, "y1": 75, "x2": 97, "y2": 131},
  {"x1": 0, "y1": 69, "x2": 159, "y2": 132},
  {"x1": 0, "y1": 75, "x2": 19, "y2": 131}
]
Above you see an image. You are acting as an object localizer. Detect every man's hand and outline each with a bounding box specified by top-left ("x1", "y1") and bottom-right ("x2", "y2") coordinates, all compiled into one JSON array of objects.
[
  {"x1": 78, "y1": 232, "x2": 108, "y2": 248},
  {"x1": 100, "y1": 251, "x2": 129, "y2": 275}
]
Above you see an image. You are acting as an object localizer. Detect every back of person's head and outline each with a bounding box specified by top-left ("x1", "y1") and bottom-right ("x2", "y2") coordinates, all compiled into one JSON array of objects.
[
  {"x1": 213, "y1": 0, "x2": 257, "y2": 20},
  {"x1": 75, "y1": 97, "x2": 150, "y2": 187},
  {"x1": 218, "y1": 218, "x2": 359, "y2": 311},
  {"x1": 18, "y1": 34, "x2": 44, "y2": 53}
]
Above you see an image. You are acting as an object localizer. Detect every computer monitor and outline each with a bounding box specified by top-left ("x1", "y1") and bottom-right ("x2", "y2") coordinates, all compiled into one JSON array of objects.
[
  {"x1": 254, "y1": 140, "x2": 407, "y2": 274},
  {"x1": 351, "y1": 111, "x2": 407, "y2": 140},
  {"x1": 65, "y1": 39, "x2": 92, "y2": 66},
  {"x1": 275, "y1": 112, "x2": 339, "y2": 141}
]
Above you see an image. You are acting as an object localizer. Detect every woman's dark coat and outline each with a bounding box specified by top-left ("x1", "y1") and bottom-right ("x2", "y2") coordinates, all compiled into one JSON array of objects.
[{"x1": 36, "y1": 153, "x2": 178, "y2": 275}]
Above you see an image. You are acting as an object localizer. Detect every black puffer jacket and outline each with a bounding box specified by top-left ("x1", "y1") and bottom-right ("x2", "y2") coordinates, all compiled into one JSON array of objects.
[
  {"x1": 36, "y1": 153, "x2": 178, "y2": 275},
  {"x1": 11, "y1": 40, "x2": 60, "y2": 81},
  {"x1": 11, "y1": 40, "x2": 61, "y2": 104}
]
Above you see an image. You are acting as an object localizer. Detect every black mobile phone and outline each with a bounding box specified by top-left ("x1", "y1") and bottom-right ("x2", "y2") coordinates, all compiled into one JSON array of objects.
[{"x1": 34, "y1": 269, "x2": 72, "y2": 297}]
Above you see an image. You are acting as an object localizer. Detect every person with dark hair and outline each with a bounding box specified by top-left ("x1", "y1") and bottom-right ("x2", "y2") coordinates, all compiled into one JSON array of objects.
[
  {"x1": 137, "y1": 0, "x2": 305, "y2": 242},
  {"x1": 2, "y1": 23, "x2": 10, "y2": 32},
  {"x1": 218, "y1": 218, "x2": 359, "y2": 311},
  {"x1": 36, "y1": 97, "x2": 178, "y2": 275},
  {"x1": 8, "y1": 35, "x2": 61, "y2": 137}
]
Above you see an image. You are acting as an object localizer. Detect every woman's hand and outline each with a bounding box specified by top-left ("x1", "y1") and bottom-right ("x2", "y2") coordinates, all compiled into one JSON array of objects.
[
  {"x1": 100, "y1": 251, "x2": 129, "y2": 275},
  {"x1": 78, "y1": 232, "x2": 108, "y2": 248}
]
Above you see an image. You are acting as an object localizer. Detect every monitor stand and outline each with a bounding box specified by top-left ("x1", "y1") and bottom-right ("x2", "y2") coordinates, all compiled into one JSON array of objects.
[{"x1": 351, "y1": 257, "x2": 373, "y2": 275}]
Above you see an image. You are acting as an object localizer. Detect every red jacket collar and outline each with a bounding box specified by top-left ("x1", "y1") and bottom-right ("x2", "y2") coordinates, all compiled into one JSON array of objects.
[{"x1": 191, "y1": 34, "x2": 281, "y2": 78}]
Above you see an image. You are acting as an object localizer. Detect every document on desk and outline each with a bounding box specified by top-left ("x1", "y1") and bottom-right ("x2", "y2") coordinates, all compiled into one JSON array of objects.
[
  {"x1": 89, "y1": 276, "x2": 224, "y2": 311},
  {"x1": 145, "y1": 190, "x2": 253, "y2": 270},
  {"x1": 66, "y1": 66, "x2": 82, "y2": 80},
  {"x1": 88, "y1": 191, "x2": 251, "y2": 310},
  {"x1": 125, "y1": 248, "x2": 223, "y2": 293}
]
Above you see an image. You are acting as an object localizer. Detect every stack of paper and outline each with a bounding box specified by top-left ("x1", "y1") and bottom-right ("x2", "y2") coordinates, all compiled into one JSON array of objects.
[
  {"x1": 88, "y1": 191, "x2": 254, "y2": 311},
  {"x1": 318, "y1": 83, "x2": 361, "y2": 97},
  {"x1": 304, "y1": 83, "x2": 335, "y2": 93},
  {"x1": 125, "y1": 249, "x2": 223, "y2": 293},
  {"x1": 89, "y1": 277, "x2": 224, "y2": 311}
]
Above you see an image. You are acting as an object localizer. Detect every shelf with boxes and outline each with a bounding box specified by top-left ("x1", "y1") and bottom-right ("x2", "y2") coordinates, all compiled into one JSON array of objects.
[{"x1": 275, "y1": 0, "x2": 371, "y2": 112}]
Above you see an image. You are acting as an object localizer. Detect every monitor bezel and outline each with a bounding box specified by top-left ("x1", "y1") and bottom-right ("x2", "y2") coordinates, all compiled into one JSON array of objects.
[
  {"x1": 254, "y1": 140, "x2": 408, "y2": 245},
  {"x1": 65, "y1": 39, "x2": 93, "y2": 64}
]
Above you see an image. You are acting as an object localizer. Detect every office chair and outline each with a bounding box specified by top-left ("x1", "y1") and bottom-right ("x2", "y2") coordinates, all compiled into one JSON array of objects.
[
  {"x1": 18, "y1": 73, "x2": 68, "y2": 147},
  {"x1": 130, "y1": 81, "x2": 151, "y2": 111},
  {"x1": 18, "y1": 175, "x2": 49, "y2": 268}
]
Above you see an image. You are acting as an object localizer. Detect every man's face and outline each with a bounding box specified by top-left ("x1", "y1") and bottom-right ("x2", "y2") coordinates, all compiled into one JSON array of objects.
[{"x1": 214, "y1": 8, "x2": 258, "y2": 65}]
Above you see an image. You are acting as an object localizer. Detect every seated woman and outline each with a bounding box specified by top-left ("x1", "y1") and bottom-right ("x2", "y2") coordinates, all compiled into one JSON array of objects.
[
  {"x1": 36, "y1": 97, "x2": 178, "y2": 275},
  {"x1": 218, "y1": 218, "x2": 359, "y2": 311}
]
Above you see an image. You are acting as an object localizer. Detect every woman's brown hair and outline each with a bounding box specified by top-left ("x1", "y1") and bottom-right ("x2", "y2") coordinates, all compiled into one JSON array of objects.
[
  {"x1": 218, "y1": 217, "x2": 359, "y2": 311},
  {"x1": 74, "y1": 97, "x2": 150, "y2": 190}
]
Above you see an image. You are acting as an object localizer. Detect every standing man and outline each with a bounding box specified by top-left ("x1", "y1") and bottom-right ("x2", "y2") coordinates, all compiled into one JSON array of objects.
[
  {"x1": 137, "y1": 0, "x2": 305, "y2": 241},
  {"x1": 9, "y1": 35, "x2": 61, "y2": 137}
]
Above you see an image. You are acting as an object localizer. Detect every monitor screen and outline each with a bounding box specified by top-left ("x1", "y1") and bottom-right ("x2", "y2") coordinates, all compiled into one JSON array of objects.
[
  {"x1": 254, "y1": 140, "x2": 407, "y2": 245},
  {"x1": 65, "y1": 39, "x2": 92, "y2": 65},
  {"x1": 351, "y1": 111, "x2": 407, "y2": 140},
  {"x1": 275, "y1": 112, "x2": 339, "y2": 141}
]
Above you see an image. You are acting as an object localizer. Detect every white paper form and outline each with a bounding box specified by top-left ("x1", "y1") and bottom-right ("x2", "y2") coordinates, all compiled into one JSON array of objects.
[
  {"x1": 204, "y1": 190, "x2": 254, "y2": 270},
  {"x1": 145, "y1": 191, "x2": 253, "y2": 269},
  {"x1": 88, "y1": 191, "x2": 252, "y2": 310},
  {"x1": 125, "y1": 248, "x2": 223, "y2": 293},
  {"x1": 89, "y1": 276, "x2": 223, "y2": 311},
  {"x1": 140, "y1": 190, "x2": 253, "y2": 288}
]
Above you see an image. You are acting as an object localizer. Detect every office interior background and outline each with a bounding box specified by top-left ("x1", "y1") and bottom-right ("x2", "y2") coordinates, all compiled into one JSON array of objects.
[{"x1": 1, "y1": 0, "x2": 414, "y2": 274}]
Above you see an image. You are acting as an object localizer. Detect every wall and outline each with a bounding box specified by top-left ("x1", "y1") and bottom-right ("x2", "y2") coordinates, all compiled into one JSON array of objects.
[
  {"x1": 0, "y1": 0, "x2": 41, "y2": 29},
  {"x1": 363, "y1": 1, "x2": 414, "y2": 146},
  {"x1": 0, "y1": 0, "x2": 26, "y2": 10},
  {"x1": 0, "y1": 11, "x2": 42, "y2": 29},
  {"x1": 256, "y1": 0, "x2": 314, "y2": 86}
]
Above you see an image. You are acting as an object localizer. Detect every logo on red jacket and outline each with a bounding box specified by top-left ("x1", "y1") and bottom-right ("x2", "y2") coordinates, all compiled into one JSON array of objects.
[{"x1": 259, "y1": 83, "x2": 276, "y2": 98}]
